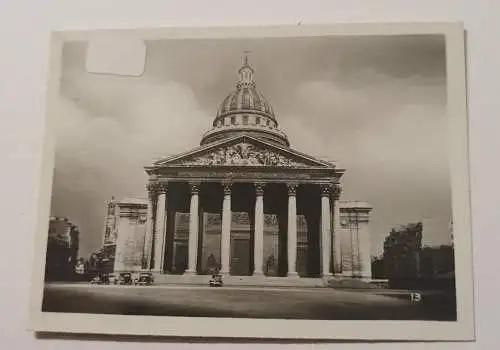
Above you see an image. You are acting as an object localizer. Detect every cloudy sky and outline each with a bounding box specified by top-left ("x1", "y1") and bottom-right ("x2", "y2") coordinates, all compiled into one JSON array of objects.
[{"x1": 50, "y1": 34, "x2": 451, "y2": 258}]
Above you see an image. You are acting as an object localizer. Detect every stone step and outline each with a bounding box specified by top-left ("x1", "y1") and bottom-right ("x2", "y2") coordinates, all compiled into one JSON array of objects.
[{"x1": 153, "y1": 274, "x2": 327, "y2": 287}]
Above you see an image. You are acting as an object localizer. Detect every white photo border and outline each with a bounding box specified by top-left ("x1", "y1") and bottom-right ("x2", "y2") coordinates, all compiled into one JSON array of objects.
[{"x1": 28, "y1": 22, "x2": 475, "y2": 341}]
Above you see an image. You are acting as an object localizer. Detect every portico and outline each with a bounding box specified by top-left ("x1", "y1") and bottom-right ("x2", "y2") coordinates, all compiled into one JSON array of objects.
[{"x1": 143, "y1": 152, "x2": 344, "y2": 279}]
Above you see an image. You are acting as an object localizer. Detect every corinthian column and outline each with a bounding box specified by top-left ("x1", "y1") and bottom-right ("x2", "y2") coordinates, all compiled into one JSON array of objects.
[
  {"x1": 332, "y1": 183, "x2": 342, "y2": 275},
  {"x1": 143, "y1": 182, "x2": 157, "y2": 270},
  {"x1": 185, "y1": 182, "x2": 200, "y2": 275},
  {"x1": 287, "y1": 183, "x2": 298, "y2": 277},
  {"x1": 153, "y1": 182, "x2": 168, "y2": 273},
  {"x1": 253, "y1": 183, "x2": 265, "y2": 276},
  {"x1": 320, "y1": 184, "x2": 332, "y2": 277},
  {"x1": 220, "y1": 182, "x2": 232, "y2": 275}
]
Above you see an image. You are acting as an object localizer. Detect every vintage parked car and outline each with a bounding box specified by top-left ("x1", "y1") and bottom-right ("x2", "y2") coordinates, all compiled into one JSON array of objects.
[
  {"x1": 108, "y1": 273, "x2": 118, "y2": 285},
  {"x1": 209, "y1": 274, "x2": 223, "y2": 287},
  {"x1": 90, "y1": 274, "x2": 109, "y2": 285},
  {"x1": 118, "y1": 272, "x2": 133, "y2": 285},
  {"x1": 90, "y1": 276, "x2": 102, "y2": 285},
  {"x1": 135, "y1": 272, "x2": 154, "y2": 286}
]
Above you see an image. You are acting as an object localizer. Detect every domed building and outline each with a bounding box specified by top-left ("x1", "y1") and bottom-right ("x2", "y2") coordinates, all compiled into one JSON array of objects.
[
  {"x1": 111, "y1": 56, "x2": 373, "y2": 286},
  {"x1": 200, "y1": 56, "x2": 289, "y2": 148}
]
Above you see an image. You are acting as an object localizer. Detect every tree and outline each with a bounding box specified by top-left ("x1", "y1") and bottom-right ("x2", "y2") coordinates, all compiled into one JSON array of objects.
[
  {"x1": 382, "y1": 222, "x2": 423, "y2": 284},
  {"x1": 371, "y1": 255, "x2": 387, "y2": 279},
  {"x1": 419, "y1": 245, "x2": 455, "y2": 278}
]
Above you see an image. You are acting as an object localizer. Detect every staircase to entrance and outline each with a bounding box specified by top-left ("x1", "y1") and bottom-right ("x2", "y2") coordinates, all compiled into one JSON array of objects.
[{"x1": 154, "y1": 274, "x2": 327, "y2": 287}]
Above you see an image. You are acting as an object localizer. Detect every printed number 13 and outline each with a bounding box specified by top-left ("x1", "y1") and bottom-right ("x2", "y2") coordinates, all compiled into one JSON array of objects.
[{"x1": 410, "y1": 292, "x2": 422, "y2": 302}]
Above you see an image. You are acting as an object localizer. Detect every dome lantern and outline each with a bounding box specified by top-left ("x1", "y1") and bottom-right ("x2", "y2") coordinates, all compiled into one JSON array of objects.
[
  {"x1": 200, "y1": 55, "x2": 290, "y2": 147},
  {"x1": 236, "y1": 53, "x2": 256, "y2": 89}
]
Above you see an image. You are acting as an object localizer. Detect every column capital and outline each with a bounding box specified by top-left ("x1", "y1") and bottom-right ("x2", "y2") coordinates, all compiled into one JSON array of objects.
[
  {"x1": 147, "y1": 181, "x2": 168, "y2": 195},
  {"x1": 332, "y1": 182, "x2": 342, "y2": 200},
  {"x1": 188, "y1": 181, "x2": 200, "y2": 195},
  {"x1": 287, "y1": 183, "x2": 298, "y2": 196},
  {"x1": 146, "y1": 181, "x2": 158, "y2": 195},
  {"x1": 254, "y1": 182, "x2": 265, "y2": 196},
  {"x1": 320, "y1": 184, "x2": 332, "y2": 197},
  {"x1": 221, "y1": 182, "x2": 232, "y2": 196},
  {"x1": 157, "y1": 182, "x2": 168, "y2": 194}
]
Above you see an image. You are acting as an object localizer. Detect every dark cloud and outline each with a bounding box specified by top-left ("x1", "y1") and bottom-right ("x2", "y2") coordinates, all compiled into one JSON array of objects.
[{"x1": 52, "y1": 35, "x2": 451, "y2": 258}]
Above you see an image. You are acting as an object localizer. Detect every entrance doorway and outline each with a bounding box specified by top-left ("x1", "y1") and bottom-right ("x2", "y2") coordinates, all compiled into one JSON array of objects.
[
  {"x1": 173, "y1": 242, "x2": 188, "y2": 274},
  {"x1": 230, "y1": 238, "x2": 250, "y2": 276}
]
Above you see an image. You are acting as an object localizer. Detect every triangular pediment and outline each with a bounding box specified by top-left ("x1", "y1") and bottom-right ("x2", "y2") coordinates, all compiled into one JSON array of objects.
[{"x1": 153, "y1": 135, "x2": 335, "y2": 169}]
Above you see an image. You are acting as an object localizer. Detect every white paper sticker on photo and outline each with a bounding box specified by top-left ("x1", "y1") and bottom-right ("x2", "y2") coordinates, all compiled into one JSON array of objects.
[{"x1": 85, "y1": 37, "x2": 146, "y2": 77}]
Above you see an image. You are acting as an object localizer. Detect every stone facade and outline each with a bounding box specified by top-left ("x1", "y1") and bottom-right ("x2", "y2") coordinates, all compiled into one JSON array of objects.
[
  {"x1": 104, "y1": 198, "x2": 148, "y2": 273},
  {"x1": 102, "y1": 198, "x2": 119, "y2": 247},
  {"x1": 338, "y1": 201, "x2": 372, "y2": 280}
]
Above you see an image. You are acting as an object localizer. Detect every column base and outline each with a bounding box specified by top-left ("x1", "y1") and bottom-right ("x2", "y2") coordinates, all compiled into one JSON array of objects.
[
  {"x1": 286, "y1": 271, "x2": 299, "y2": 278},
  {"x1": 322, "y1": 273, "x2": 333, "y2": 278},
  {"x1": 251, "y1": 271, "x2": 265, "y2": 277},
  {"x1": 183, "y1": 269, "x2": 198, "y2": 275}
]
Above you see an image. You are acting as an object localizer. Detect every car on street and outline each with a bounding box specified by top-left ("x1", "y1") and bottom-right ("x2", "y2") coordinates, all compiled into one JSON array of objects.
[
  {"x1": 90, "y1": 274, "x2": 110, "y2": 285},
  {"x1": 118, "y1": 272, "x2": 133, "y2": 285},
  {"x1": 135, "y1": 272, "x2": 154, "y2": 286},
  {"x1": 209, "y1": 274, "x2": 223, "y2": 287}
]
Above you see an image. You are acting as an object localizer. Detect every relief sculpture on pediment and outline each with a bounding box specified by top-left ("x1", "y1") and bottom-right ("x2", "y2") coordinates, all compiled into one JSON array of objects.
[{"x1": 176, "y1": 142, "x2": 309, "y2": 167}]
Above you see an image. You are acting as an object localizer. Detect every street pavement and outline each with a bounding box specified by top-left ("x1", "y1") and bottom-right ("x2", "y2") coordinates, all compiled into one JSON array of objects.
[{"x1": 41, "y1": 283, "x2": 456, "y2": 321}]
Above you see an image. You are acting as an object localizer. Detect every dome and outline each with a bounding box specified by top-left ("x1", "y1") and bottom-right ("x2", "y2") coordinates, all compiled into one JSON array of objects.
[
  {"x1": 216, "y1": 89, "x2": 276, "y2": 122},
  {"x1": 200, "y1": 56, "x2": 290, "y2": 147}
]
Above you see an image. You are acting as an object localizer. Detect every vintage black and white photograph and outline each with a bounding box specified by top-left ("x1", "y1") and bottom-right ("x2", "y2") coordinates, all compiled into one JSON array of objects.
[{"x1": 30, "y1": 24, "x2": 474, "y2": 341}]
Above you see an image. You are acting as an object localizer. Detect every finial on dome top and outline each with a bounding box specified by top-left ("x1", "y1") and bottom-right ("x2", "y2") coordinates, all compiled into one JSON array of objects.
[
  {"x1": 244, "y1": 50, "x2": 250, "y2": 65},
  {"x1": 237, "y1": 51, "x2": 255, "y2": 89}
]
